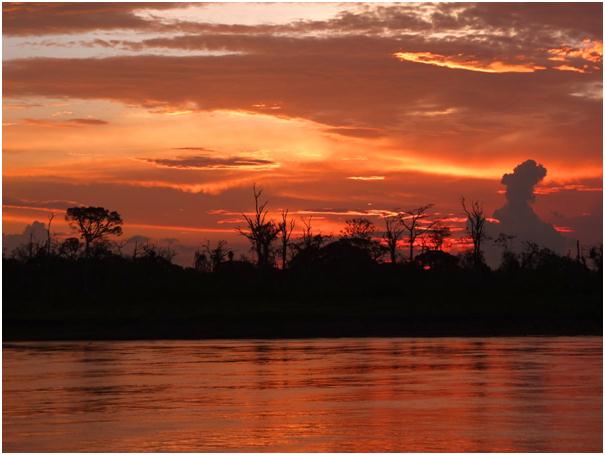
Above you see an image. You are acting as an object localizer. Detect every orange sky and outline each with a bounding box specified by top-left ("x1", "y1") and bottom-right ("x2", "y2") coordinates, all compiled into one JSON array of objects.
[{"x1": 2, "y1": 2, "x2": 603, "y2": 265}]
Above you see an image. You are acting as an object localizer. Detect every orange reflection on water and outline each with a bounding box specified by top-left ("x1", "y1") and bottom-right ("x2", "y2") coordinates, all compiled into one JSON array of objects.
[{"x1": 3, "y1": 337, "x2": 602, "y2": 452}]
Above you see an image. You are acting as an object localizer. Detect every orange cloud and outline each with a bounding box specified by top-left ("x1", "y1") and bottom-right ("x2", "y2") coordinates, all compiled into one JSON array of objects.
[
  {"x1": 548, "y1": 39, "x2": 603, "y2": 63},
  {"x1": 347, "y1": 176, "x2": 385, "y2": 181},
  {"x1": 393, "y1": 51, "x2": 545, "y2": 73},
  {"x1": 552, "y1": 65, "x2": 587, "y2": 74}
]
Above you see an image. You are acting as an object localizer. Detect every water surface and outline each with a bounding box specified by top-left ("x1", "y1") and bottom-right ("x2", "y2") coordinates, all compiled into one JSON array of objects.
[{"x1": 3, "y1": 337, "x2": 602, "y2": 452}]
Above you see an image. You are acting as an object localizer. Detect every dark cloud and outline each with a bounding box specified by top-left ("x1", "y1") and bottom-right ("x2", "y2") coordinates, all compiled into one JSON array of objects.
[
  {"x1": 68, "y1": 118, "x2": 108, "y2": 125},
  {"x1": 2, "y1": 2, "x2": 183, "y2": 36},
  {"x1": 144, "y1": 154, "x2": 276, "y2": 170},
  {"x1": 2, "y1": 221, "x2": 48, "y2": 255},
  {"x1": 125, "y1": 234, "x2": 151, "y2": 244},
  {"x1": 14, "y1": 2, "x2": 601, "y2": 40},
  {"x1": 493, "y1": 160, "x2": 565, "y2": 252},
  {"x1": 502, "y1": 159, "x2": 547, "y2": 206},
  {"x1": 21, "y1": 118, "x2": 108, "y2": 127},
  {"x1": 3, "y1": 196, "x2": 80, "y2": 210},
  {"x1": 325, "y1": 127, "x2": 385, "y2": 138}
]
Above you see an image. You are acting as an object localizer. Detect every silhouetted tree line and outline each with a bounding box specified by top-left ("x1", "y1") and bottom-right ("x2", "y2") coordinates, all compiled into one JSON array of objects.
[{"x1": 3, "y1": 188, "x2": 602, "y2": 323}]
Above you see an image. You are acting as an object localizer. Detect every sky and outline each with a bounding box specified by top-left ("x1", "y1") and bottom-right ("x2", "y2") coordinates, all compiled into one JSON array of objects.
[{"x1": 2, "y1": 2, "x2": 603, "y2": 265}]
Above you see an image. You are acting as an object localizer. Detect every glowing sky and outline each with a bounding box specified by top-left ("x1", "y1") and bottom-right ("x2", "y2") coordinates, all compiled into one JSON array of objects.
[{"x1": 3, "y1": 2, "x2": 603, "y2": 264}]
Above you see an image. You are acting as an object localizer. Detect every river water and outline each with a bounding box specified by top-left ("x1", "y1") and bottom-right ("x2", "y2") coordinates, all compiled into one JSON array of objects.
[{"x1": 3, "y1": 337, "x2": 602, "y2": 452}]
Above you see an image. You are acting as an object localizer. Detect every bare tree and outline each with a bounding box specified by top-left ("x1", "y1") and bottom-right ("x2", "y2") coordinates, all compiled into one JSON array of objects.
[
  {"x1": 340, "y1": 217, "x2": 385, "y2": 260},
  {"x1": 294, "y1": 215, "x2": 327, "y2": 253},
  {"x1": 237, "y1": 185, "x2": 279, "y2": 268},
  {"x1": 589, "y1": 244, "x2": 603, "y2": 273},
  {"x1": 300, "y1": 216, "x2": 314, "y2": 248},
  {"x1": 383, "y1": 214, "x2": 405, "y2": 264},
  {"x1": 193, "y1": 250, "x2": 209, "y2": 272},
  {"x1": 427, "y1": 222, "x2": 451, "y2": 251},
  {"x1": 65, "y1": 206, "x2": 123, "y2": 256},
  {"x1": 401, "y1": 204, "x2": 436, "y2": 261},
  {"x1": 46, "y1": 212, "x2": 55, "y2": 255},
  {"x1": 112, "y1": 239, "x2": 128, "y2": 256},
  {"x1": 341, "y1": 217, "x2": 375, "y2": 241},
  {"x1": 461, "y1": 197, "x2": 488, "y2": 267},
  {"x1": 201, "y1": 240, "x2": 229, "y2": 272},
  {"x1": 277, "y1": 209, "x2": 295, "y2": 269},
  {"x1": 136, "y1": 241, "x2": 176, "y2": 264}
]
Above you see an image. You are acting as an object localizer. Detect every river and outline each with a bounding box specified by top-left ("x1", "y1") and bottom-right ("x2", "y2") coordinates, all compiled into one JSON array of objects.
[{"x1": 3, "y1": 337, "x2": 602, "y2": 452}]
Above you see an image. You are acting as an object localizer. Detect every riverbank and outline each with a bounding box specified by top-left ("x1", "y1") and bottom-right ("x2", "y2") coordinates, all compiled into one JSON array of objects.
[{"x1": 4, "y1": 316, "x2": 602, "y2": 341}]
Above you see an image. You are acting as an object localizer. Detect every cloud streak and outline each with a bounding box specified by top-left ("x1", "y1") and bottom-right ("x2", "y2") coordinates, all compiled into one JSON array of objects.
[
  {"x1": 394, "y1": 52, "x2": 545, "y2": 74},
  {"x1": 142, "y1": 154, "x2": 278, "y2": 171}
]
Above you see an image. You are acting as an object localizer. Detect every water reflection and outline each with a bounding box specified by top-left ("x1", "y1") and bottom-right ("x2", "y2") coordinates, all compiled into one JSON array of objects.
[{"x1": 3, "y1": 337, "x2": 602, "y2": 452}]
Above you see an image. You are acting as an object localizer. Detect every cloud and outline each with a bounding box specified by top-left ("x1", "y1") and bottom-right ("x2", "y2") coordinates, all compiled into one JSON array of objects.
[
  {"x1": 142, "y1": 154, "x2": 278, "y2": 171},
  {"x1": 20, "y1": 118, "x2": 108, "y2": 127},
  {"x1": 347, "y1": 176, "x2": 385, "y2": 181},
  {"x1": 325, "y1": 127, "x2": 385, "y2": 138},
  {"x1": 492, "y1": 160, "x2": 565, "y2": 252},
  {"x1": 394, "y1": 51, "x2": 545, "y2": 74},
  {"x1": 3, "y1": 196, "x2": 80, "y2": 211},
  {"x1": 4, "y1": 3, "x2": 602, "y2": 42},
  {"x1": 68, "y1": 118, "x2": 108, "y2": 125},
  {"x1": 2, "y1": 2, "x2": 181, "y2": 36},
  {"x1": 502, "y1": 159, "x2": 547, "y2": 205},
  {"x1": 2, "y1": 221, "x2": 49, "y2": 255}
]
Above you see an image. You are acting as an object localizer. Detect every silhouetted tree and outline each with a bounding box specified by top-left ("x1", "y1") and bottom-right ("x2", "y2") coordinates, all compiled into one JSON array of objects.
[
  {"x1": 297, "y1": 216, "x2": 327, "y2": 251},
  {"x1": 383, "y1": 214, "x2": 405, "y2": 264},
  {"x1": 12, "y1": 233, "x2": 44, "y2": 261},
  {"x1": 46, "y1": 213, "x2": 55, "y2": 255},
  {"x1": 427, "y1": 222, "x2": 451, "y2": 251},
  {"x1": 575, "y1": 240, "x2": 588, "y2": 267},
  {"x1": 589, "y1": 244, "x2": 602, "y2": 273},
  {"x1": 193, "y1": 250, "x2": 209, "y2": 272},
  {"x1": 401, "y1": 204, "x2": 436, "y2": 261},
  {"x1": 65, "y1": 206, "x2": 123, "y2": 256},
  {"x1": 237, "y1": 185, "x2": 279, "y2": 269},
  {"x1": 278, "y1": 209, "x2": 295, "y2": 269},
  {"x1": 199, "y1": 240, "x2": 229, "y2": 272},
  {"x1": 494, "y1": 233, "x2": 516, "y2": 252},
  {"x1": 494, "y1": 233, "x2": 519, "y2": 273},
  {"x1": 139, "y1": 242, "x2": 175, "y2": 264},
  {"x1": 58, "y1": 237, "x2": 81, "y2": 260},
  {"x1": 341, "y1": 218, "x2": 375, "y2": 240},
  {"x1": 341, "y1": 218, "x2": 384, "y2": 260},
  {"x1": 289, "y1": 216, "x2": 330, "y2": 269},
  {"x1": 461, "y1": 197, "x2": 488, "y2": 268}
]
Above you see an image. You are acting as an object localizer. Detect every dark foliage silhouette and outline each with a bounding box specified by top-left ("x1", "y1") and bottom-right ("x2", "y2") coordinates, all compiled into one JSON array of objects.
[
  {"x1": 65, "y1": 206, "x2": 123, "y2": 256},
  {"x1": 340, "y1": 217, "x2": 384, "y2": 260},
  {"x1": 427, "y1": 222, "x2": 451, "y2": 252},
  {"x1": 3, "y1": 189, "x2": 602, "y2": 339}
]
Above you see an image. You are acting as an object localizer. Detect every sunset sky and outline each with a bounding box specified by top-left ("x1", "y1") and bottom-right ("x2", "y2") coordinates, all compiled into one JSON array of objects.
[{"x1": 3, "y1": 2, "x2": 603, "y2": 264}]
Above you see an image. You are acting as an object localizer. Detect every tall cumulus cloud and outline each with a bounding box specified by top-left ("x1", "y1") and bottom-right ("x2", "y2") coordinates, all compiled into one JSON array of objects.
[{"x1": 493, "y1": 159, "x2": 565, "y2": 252}]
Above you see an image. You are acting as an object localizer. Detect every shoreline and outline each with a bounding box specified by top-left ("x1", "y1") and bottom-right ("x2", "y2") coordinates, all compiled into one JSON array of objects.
[{"x1": 4, "y1": 317, "x2": 602, "y2": 341}]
